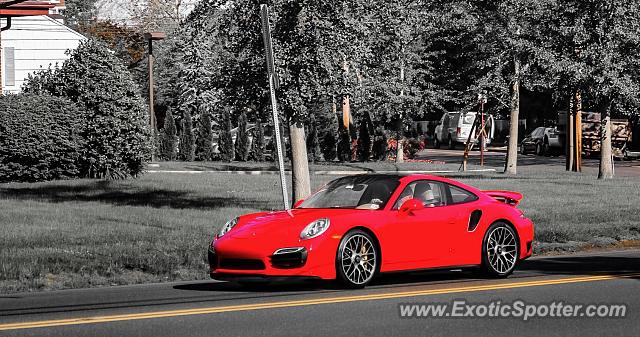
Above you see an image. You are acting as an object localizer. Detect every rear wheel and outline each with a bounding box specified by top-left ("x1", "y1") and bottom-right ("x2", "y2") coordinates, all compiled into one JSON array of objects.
[
  {"x1": 336, "y1": 230, "x2": 378, "y2": 288},
  {"x1": 481, "y1": 222, "x2": 519, "y2": 278}
]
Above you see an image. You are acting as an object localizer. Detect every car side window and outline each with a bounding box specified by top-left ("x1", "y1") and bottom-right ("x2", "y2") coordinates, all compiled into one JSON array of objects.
[
  {"x1": 392, "y1": 181, "x2": 446, "y2": 209},
  {"x1": 448, "y1": 184, "x2": 479, "y2": 204}
]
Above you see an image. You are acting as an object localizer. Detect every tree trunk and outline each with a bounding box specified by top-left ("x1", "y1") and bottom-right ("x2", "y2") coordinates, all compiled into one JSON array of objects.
[
  {"x1": 504, "y1": 58, "x2": 520, "y2": 175},
  {"x1": 395, "y1": 118, "x2": 404, "y2": 163},
  {"x1": 396, "y1": 64, "x2": 405, "y2": 164},
  {"x1": 598, "y1": 104, "x2": 614, "y2": 179},
  {"x1": 289, "y1": 122, "x2": 311, "y2": 203}
]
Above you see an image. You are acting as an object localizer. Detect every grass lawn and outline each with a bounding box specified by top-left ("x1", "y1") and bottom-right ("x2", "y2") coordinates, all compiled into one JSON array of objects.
[{"x1": 1, "y1": 163, "x2": 639, "y2": 293}]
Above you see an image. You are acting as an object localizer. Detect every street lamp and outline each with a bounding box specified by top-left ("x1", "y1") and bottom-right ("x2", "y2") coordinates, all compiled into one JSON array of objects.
[{"x1": 144, "y1": 31, "x2": 166, "y2": 162}]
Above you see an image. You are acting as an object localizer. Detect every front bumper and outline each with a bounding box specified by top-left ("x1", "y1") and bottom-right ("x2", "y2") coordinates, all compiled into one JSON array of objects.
[{"x1": 208, "y1": 235, "x2": 339, "y2": 280}]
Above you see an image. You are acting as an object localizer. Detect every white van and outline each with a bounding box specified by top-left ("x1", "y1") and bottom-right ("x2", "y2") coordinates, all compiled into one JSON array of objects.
[{"x1": 434, "y1": 112, "x2": 493, "y2": 149}]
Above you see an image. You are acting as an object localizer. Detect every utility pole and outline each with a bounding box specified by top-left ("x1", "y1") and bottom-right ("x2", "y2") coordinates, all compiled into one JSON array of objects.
[{"x1": 144, "y1": 31, "x2": 165, "y2": 162}]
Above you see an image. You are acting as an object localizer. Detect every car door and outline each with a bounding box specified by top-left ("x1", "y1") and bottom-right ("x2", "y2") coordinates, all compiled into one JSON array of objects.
[
  {"x1": 440, "y1": 183, "x2": 482, "y2": 266},
  {"x1": 382, "y1": 180, "x2": 452, "y2": 270}
]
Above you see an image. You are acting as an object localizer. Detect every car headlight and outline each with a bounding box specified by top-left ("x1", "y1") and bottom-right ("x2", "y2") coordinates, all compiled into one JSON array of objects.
[
  {"x1": 218, "y1": 217, "x2": 239, "y2": 238},
  {"x1": 300, "y1": 218, "x2": 330, "y2": 240}
]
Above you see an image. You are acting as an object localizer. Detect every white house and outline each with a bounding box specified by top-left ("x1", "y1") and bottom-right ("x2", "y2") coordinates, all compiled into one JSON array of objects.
[{"x1": 1, "y1": 13, "x2": 84, "y2": 94}]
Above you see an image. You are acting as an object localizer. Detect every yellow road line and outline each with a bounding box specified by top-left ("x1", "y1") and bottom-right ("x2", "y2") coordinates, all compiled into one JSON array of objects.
[{"x1": 1, "y1": 273, "x2": 638, "y2": 331}]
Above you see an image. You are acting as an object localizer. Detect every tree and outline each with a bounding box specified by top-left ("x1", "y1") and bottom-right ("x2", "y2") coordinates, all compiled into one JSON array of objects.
[
  {"x1": 306, "y1": 114, "x2": 322, "y2": 162},
  {"x1": 372, "y1": 127, "x2": 388, "y2": 161},
  {"x1": 249, "y1": 120, "x2": 265, "y2": 162},
  {"x1": 337, "y1": 128, "x2": 352, "y2": 162},
  {"x1": 0, "y1": 95, "x2": 85, "y2": 182},
  {"x1": 357, "y1": 119, "x2": 372, "y2": 162},
  {"x1": 195, "y1": 111, "x2": 213, "y2": 161},
  {"x1": 159, "y1": 108, "x2": 178, "y2": 161},
  {"x1": 22, "y1": 38, "x2": 151, "y2": 179},
  {"x1": 218, "y1": 110, "x2": 235, "y2": 162},
  {"x1": 179, "y1": 109, "x2": 195, "y2": 161},
  {"x1": 536, "y1": 0, "x2": 640, "y2": 179},
  {"x1": 235, "y1": 110, "x2": 250, "y2": 161},
  {"x1": 64, "y1": 0, "x2": 98, "y2": 30},
  {"x1": 463, "y1": 0, "x2": 553, "y2": 175}
]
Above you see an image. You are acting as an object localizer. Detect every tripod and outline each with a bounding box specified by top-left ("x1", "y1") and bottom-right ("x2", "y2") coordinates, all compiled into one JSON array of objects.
[{"x1": 459, "y1": 99, "x2": 489, "y2": 171}]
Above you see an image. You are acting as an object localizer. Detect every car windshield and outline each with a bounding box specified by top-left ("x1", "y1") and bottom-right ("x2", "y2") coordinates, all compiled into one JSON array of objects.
[{"x1": 298, "y1": 176, "x2": 400, "y2": 210}]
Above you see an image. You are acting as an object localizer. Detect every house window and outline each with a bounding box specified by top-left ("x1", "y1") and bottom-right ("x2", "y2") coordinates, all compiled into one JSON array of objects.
[{"x1": 4, "y1": 47, "x2": 15, "y2": 87}]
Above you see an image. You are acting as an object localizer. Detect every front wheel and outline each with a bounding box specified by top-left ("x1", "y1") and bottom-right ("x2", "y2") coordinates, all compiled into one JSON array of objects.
[
  {"x1": 481, "y1": 222, "x2": 519, "y2": 278},
  {"x1": 336, "y1": 230, "x2": 379, "y2": 288}
]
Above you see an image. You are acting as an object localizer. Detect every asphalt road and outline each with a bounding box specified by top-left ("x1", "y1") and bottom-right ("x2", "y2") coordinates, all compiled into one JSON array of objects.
[
  {"x1": 1, "y1": 249, "x2": 639, "y2": 337},
  {"x1": 415, "y1": 147, "x2": 640, "y2": 177}
]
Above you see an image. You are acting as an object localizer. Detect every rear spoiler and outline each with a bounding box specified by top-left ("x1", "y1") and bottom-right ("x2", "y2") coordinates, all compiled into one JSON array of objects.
[{"x1": 483, "y1": 190, "x2": 523, "y2": 206}]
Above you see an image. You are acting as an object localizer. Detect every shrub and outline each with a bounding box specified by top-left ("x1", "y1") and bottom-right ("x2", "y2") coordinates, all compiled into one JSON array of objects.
[
  {"x1": 235, "y1": 110, "x2": 250, "y2": 161},
  {"x1": 195, "y1": 112, "x2": 213, "y2": 161},
  {"x1": 249, "y1": 120, "x2": 265, "y2": 162},
  {"x1": 0, "y1": 95, "x2": 85, "y2": 182},
  {"x1": 159, "y1": 109, "x2": 178, "y2": 161},
  {"x1": 179, "y1": 109, "x2": 196, "y2": 161},
  {"x1": 22, "y1": 38, "x2": 151, "y2": 179},
  {"x1": 218, "y1": 110, "x2": 234, "y2": 162}
]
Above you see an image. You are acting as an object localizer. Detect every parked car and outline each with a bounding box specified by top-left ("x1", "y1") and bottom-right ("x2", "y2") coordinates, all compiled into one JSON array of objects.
[
  {"x1": 208, "y1": 174, "x2": 534, "y2": 288},
  {"x1": 434, "y1": 111, "x2": 494, "y2": 149},
  {"x1": 520, "y1": 127, "x2": 549, "y2": 156}
]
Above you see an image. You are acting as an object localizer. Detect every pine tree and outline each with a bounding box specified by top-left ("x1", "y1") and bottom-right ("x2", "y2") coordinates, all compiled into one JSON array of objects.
[
  {"x1": 179, "y1": 110, "x2": 195, "y2": 161},
  {"x1": 159, "y1": 109, "x2": 178, "y2": 161},
  {"x1": 219, "y1": 110, "x2": 235, "y2": 162},
  {"x1": 249, "y1": 120, "x2": 265, "y2": 162},
  {"x1": 357, "y1": 120, "x2": 371, "y2": 162},
  {"x1": 195, "y1": 111, "x2": 213, "y2": 161},
  {"x1": 235, "y1": 110, "x2": 250, "y2": 161}
]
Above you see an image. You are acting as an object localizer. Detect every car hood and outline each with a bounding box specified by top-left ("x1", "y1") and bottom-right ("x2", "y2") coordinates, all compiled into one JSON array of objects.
[{"x1": 228, "y1": 208, "x2": 366, "y2": 239}]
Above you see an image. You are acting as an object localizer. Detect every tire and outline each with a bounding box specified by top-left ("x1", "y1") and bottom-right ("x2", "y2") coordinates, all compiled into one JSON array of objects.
[
  {"x1": 434, "y1": 137, "x2": 440, "y2": 149},
  {"x1": 336, "y1": 230, "x2": 379, "y2": 288},
  {"x1": 535, "y1": 143, "x2": 543, "y2": 156},
  {"x1": 480, "y1": 222, "x2": 519, "y2": 278},
  {"x1": 448, "y1": 135, "x2": 455, "y2": 149},
  {"x1": 520, "y1": 144, "x2": 527, "y2": 155}
]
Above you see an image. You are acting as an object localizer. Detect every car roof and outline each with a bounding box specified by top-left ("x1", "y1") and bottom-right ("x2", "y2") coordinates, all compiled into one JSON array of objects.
[{"x1": 346, "y1": 173, "x2": 451, "y2": 183}]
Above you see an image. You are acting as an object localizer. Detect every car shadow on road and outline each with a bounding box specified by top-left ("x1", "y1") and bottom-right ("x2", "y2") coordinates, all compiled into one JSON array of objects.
[
  {"x1": 518, "y1": 254, "x2": 640, "y2": 277},
  {"x1": 174, "y1": 253, "x2": 640, "y2": 294}
]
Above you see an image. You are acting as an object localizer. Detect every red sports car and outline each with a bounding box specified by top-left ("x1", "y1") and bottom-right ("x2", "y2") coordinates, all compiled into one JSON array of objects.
[{"x1": 208, "y1": 174, "x2": 534, "y2": 288}]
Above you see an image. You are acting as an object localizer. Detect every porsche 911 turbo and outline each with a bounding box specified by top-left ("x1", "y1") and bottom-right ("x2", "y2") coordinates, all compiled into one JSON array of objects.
[{"x1": 208, "y1": 174, "x2": 534, "y2": 288}]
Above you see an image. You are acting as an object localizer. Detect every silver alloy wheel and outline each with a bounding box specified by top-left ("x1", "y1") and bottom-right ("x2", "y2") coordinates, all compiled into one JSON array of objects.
[
  {"x1": 340, "y1": 234, "x2": 376, "y2": 285},
  {"x1": 486, "y1": 226, "x2": 518, "y2": 274}
]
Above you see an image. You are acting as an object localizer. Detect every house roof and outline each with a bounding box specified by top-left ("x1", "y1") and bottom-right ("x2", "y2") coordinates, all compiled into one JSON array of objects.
[{"x1": 0, "y1": 1, "x2": 54, "y2": 18}]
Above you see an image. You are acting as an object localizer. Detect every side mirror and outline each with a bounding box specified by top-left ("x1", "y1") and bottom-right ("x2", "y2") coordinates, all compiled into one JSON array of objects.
[
  {"x1": 399, "y1": 198, "x2": 424, "y2": 216},
  {"x1": 293, "y1": 199, "x2": 305, "y2": 208}
]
